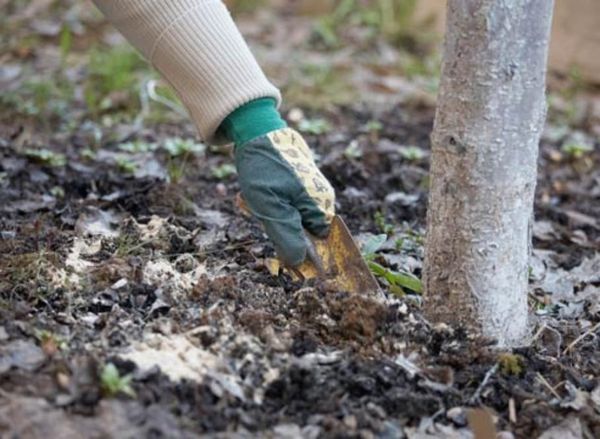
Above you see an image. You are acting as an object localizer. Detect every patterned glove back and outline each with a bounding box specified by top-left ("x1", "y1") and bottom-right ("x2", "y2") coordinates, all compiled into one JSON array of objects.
[{"x1": 235, "y1": 128, "x2": 335, "y2": 266}]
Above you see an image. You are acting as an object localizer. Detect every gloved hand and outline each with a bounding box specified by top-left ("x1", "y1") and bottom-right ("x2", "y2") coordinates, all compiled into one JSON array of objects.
[{"x1": 235, "y1": 127, "x2": 335, "y2": 266}]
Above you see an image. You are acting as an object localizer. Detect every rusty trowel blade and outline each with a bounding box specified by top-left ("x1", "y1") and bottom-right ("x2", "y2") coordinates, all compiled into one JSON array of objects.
[{"x1": 294, "y1": 216, "x2": 381, "y2": 296}]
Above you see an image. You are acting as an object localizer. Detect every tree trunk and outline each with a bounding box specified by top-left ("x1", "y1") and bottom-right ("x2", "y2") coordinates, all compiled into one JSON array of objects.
[{"x1": 423, "y1": 0, "x2": 554, "y2": 347}]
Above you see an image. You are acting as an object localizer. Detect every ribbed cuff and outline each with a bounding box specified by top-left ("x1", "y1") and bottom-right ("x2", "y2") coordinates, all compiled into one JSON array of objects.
[
  {"x1": 218, "y1": 98, "x2": 287, "y2": 146},
  {"x1": 92, "y1": 0, "x2": 281, "y2": 143}
]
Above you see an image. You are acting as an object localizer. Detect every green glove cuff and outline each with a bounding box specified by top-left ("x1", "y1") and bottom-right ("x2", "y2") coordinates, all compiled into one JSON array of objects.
[{"x1": 218, "y1": 98, "x2": 287, "y2": 146}]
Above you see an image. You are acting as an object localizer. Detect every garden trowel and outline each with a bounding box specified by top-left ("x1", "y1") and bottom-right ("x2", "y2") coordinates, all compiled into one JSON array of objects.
[
  {"x1": 293, "y1": 215, "x2": 382, "y2": 296},
  {"x1": 237, "y1": 193, "x2": 380, "y2": 296}
]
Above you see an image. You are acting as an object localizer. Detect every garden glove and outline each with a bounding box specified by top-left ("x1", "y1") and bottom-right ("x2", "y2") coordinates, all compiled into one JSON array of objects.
[{"x1": 220, "y1": 99, "x2": 335, "y2": 267}]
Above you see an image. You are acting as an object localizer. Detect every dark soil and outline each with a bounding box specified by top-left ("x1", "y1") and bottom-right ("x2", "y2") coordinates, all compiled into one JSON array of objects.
[{"x1": 1, "y1": 1, "x2": 599, "y2": 438}]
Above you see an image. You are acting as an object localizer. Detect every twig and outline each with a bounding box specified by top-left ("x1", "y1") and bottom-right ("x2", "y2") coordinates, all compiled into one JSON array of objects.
[
  {"x1": 469, "y1": 363, "x2": 499, "y2": 404},
  {"x1": 562, "y1": 321, "x2": 600, "y2": 356},
  {"x1": 508, "y1": 397, "x2": 517, "y2": 424},
  {"x1": 146, "y1": 79, "x2": 188, "y2": 117},
  {"x1": 536, "y1": 372, "x2": 561, "y2": 399}
]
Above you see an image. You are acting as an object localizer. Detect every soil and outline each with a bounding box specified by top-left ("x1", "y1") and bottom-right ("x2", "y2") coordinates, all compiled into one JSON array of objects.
[{"x1": 1, "y1": 2, "x2": 599, "y2": 438}]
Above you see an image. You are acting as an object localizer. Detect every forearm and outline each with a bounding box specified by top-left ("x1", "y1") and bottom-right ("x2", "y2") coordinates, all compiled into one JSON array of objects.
[{"x1": 92, "y1": 0, "x2": 281, "y2": 142}]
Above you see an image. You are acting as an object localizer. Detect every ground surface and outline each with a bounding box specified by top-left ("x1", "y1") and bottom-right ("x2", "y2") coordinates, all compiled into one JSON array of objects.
[{"x1": 1, "y1": 1, "x2": 600, "y2": 438}]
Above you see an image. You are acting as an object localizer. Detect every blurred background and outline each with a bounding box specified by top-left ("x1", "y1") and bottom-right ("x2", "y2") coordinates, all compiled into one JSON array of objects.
[{"x1": 1, "y1": 0, "x2": 598, "y2": 140}]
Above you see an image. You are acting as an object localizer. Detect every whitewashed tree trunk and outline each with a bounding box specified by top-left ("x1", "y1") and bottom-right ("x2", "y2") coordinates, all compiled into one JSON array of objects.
[{"x1": 423, "y1": 0, "x2": 554, "y2": 347}]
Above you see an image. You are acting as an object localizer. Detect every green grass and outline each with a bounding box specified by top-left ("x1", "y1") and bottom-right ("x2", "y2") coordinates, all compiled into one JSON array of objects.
[
  {"x1": 0, "y1": 78, "x2": 73, "y2": 122},
  {"x1": 84, "y1": 45, "x2": 149, "y2": 117},
  {"x1": 312, "y1": 0, "x2": 421, "y2": 49},
  {"x1": 284, "y1": 62, "x2": 357, "y2": 109}
]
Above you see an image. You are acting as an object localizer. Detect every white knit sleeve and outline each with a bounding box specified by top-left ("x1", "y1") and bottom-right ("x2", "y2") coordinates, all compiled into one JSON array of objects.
[{"x1": 92, "y1": 0, "x2": 281, "y2": 142}]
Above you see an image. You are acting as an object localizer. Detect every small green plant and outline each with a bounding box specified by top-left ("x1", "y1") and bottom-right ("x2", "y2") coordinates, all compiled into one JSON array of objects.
[
  {"x1": 50, "y1": 186, "x2": 65, "y2": 198},
  {"x1": 59, "y1": 25, "x2": 72, "y2": 64},
  {"x1": 163, "y1": 138, "x2": 205, "y2": 183},
  {"x1": 115, "y1": 156, "x2": 137, "y2": 174},
  {"x1": 498, "y1": 353, "x2": 524, "y2": 376},
  {"x1": 163, "y1": 137, "x2": 206, "y2": 157},
  {"x1": 212, "y1": 163, "x2": 236, "y2": 179},
  {"x1": 35, "y1": 329, "x2": 67, "y2": 354},
  {"x1": 368, "y1": 261, "x2": 423, "y2": 296},
  {"x1": 114, "y1": 233, "x2": 143, "y2": 257},
  {"x1": 119, "y1": 140, "x2": 158, "y2": 153},
  {"x1": 343, "y1": 140, "x2": 362, "y2": 159},
  {"x1": 24, "y1": 149, "x2": 67, "y2": 167},
  {"x1": 361, "y1": 234, "x2": 423, "y2": 296},
  {"x1": 85, "y1": 45, "x2": 147, "y2": 116},
  {"x1": 362, "y1": 234, "x2": 388, "y2": 259},
  {"x1": 81, "y1": 148, "x2": 97, "y2": 161},
  {"x1": 100, "y1": 363, "x2": 135, "y2": 397},
  {"x1": 374, "y1": 211, "x2": 394, "y2": 235},
  {"x1": 399, "y1": 145, "x2": 426, "y2": 161},
  {"x1": 298, "y1": 118, "x2": 332, "y2": 135},
  {"x1": 3, "y1": 250, "x2": 60, "y2": 297},
  {"x1": 561, "y1": 137, "x2": 593, "y2": 159},
  {"x1": 364, "y1": 120, "x2": 383, "y2": 133}
]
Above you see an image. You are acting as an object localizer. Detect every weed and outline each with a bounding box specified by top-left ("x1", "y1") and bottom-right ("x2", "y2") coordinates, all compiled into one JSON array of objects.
[
  {"x1": 374, "y1": 211, "x2": 394, "y2": 235},
  {"x1": 163, "y1": 137, "x2": 206, "y2": 157},
  {"x1": 298, "y1": 118, "x2": 331, "y2": 135},
  {"x1": 1, "y1": 251, "x2": 60, "y2": 297},
  {"x1": 212, "y1": 163, "x2": 237, "y2": 180},
  {"x1": 24, "y1": 149, "x2": 66, "y2": 167},
  {"x1": 344, "y1": 140, "x2": 362, "y2": 160},
  {"x1": 35, "y1": 329, "x2": 66, "y2": 355},
  {"x1": 84, "y1": 45, "x2": 148, "y2": 116},
  {"x1": 119, "y1": 140, "x2": 158, "y2": 153},
  {"x1": 100, "y1": 363, "x2": 135, "y2": 397},
  {"x1": 498, "y1": 353, "x2": 524, "y2": 376},
  {"x1": 394, "y1": 230, "x2": 424, "y2": 252},
  {"x1": 399, "y1": 145, "x2": 426, "y2": 161},
  {"x1": 59, "y1": 25, "x2": 72, "y2": 64},
  {"x1": 163, "y1": 137, "x2": 205, "y2": 183},
  {"x1": 361, "y1": 233, "x2": 422, "y2": 296},
  {"x1": 174, "y1": 195, "x2": 199, "y2": 216},
  {"x1": 368, "y1": 261, "x2": 422, "y2": 296},
  {"x1": 80, "y1": 148, "x2": 97, "y2": 161},
  {"x1": 114, "y1": 233, "x2": 143, "y2": 258},
  {"x1": 50, "y1": 186, "x2": 65, "y2": 198},
  {"x1": 364, "y1": 120, "x2": 383, "y2": 133},
  {"x1": 561, "y1": 132, "x2": 593, "y2": 159},
  {"x1": 115, "y1": 156, "x2": 137, "y2": 174},
  {"x1": 298, "y1": 118, "x2": 332, "y2": 135},
  {"x1": 362, "y1": 234, "x2": 388, "y2": 258}
]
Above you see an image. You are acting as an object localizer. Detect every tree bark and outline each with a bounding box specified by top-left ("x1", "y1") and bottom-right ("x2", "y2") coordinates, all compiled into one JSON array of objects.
[{"x1": 423, "y1": 0, "x2": 554, "y2": 347}]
